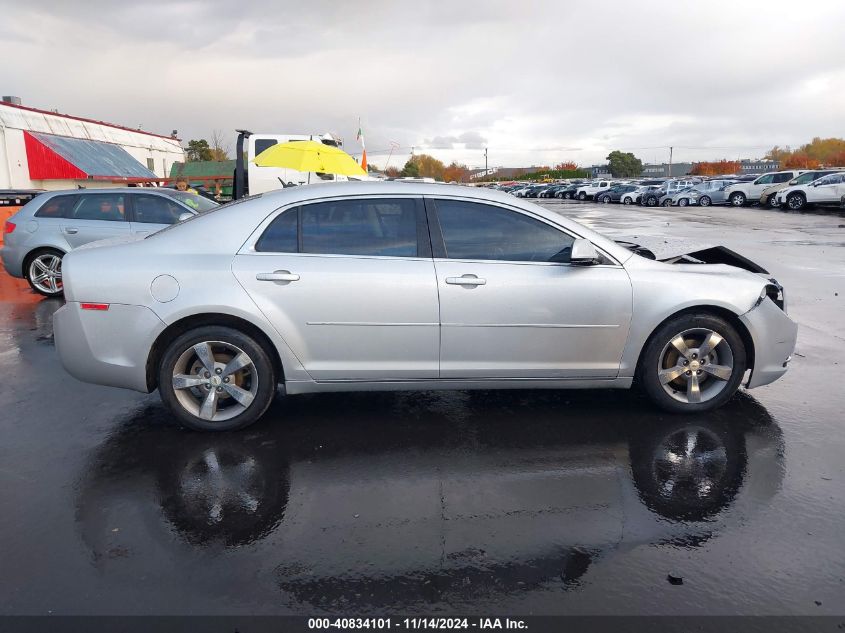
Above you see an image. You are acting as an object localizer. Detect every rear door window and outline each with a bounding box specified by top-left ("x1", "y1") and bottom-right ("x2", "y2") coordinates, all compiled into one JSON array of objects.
[
  {"x1": 772, "y1": 173, "x2": 792, "y2": 183},
  {"x1": 35, "y1": 195, "x2": 78, "y2": 218},
  {"x1": 70, "y1": 194, "x2": 127, "y2": 221},
  {"x1": 256, "y1": 198, "x2": 422, "y2": 257}
]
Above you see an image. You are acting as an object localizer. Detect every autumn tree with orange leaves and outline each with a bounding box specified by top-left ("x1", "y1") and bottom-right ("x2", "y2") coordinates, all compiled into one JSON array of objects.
[
  {"x1": 690, "y1": 160, "x2": 742, "y2": 176},
  {"x1": 766, "y1": 137, "x2": 845, "y2": 168},
  {"x1": 443, "y1": 161, "x2": 470, "y2": 183}
]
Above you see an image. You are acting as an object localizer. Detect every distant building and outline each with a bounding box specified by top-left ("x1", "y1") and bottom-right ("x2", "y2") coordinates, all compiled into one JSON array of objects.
[
  {"x1": 584, "y1": 165, "x2": 612, "y2": 178},
  {"x1": 0, "y1": 97, "x2": 184, "y2": 191},
  {"x1": 738, "y1": 159, "x2": 780, "y2": 174},
  {"x1": 640, "y1": 162, "x2": 693, "y2": 178}
]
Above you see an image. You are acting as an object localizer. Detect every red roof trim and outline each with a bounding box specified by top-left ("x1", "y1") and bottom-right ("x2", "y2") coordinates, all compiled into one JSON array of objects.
[
  {"x1": 1, "y1": 101, "x2": 180, "y2": 141},
  {"x1": 24, "y1": 131, "x2": 88, "y2": 180}
]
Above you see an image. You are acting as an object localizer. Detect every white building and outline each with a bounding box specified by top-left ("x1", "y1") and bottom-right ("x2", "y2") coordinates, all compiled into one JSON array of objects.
[{"x1": 0, "y1": 97, "x2": 185, "y2": 191}]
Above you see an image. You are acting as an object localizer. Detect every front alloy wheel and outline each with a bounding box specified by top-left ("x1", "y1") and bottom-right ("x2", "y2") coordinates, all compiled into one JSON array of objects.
[
  {"x1": 678, "y1": 198, "x2": 689, "y2": 207},
  {"x1": 159, "y1": 326, "x2": 277, "y2": 431},
  {"x1": 729, "y1": 192, "x2": 746, "y2": 206},
  {"x1": 699, "y1": 195, "x2": 712, "y2": 207},
  {"x1": 786, "y1": 193, "x2": 806, "y2": 210},
  {"x1": 639, "y1": 314, "x2": 746, "y2": 413}
]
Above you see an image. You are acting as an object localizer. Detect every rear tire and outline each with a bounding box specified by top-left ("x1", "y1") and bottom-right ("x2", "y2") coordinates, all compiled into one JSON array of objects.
[
  {"x1": 158, "y1": 326, "x2": 277, "y2": 432},
  {"x1": 578, "y1": 192, "x2": 587, "y2": 201},
  {"x1": 623, "y1": 197, "x2": 633, "y2": 205},
  {"x1": 638, "y1": 313, "x2": 747, "y2": 414},
  {"x1": 24, "y1": 248, "x2": 65, "y2": 297}
]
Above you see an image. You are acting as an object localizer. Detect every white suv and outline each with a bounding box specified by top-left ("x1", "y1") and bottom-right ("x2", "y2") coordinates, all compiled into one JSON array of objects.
[
  {"x1": 723, "y1": 171, "x2": 801, "y2": 206},
  {"x1": 575, "y1": 180, "x2": 612, "y2": 201},
  {"x1": 775, "y1": 171, "x2": 845, "y2": 210}
]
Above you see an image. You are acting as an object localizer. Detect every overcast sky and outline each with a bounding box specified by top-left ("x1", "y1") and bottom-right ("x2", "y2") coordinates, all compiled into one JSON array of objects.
[{"x1": 1, "y1": 0, "x2": 844, "y2": 170}]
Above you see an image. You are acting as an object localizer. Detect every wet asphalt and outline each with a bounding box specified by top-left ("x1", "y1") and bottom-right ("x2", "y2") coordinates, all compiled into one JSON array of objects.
[{"x1": 0, "y1": 200, "x2": 843, "y2": 616}]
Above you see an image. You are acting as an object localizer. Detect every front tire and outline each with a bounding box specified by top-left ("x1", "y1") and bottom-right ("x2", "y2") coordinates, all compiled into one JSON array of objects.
[
  {"x1": 646, "y1": 196, "x2": 658, "y2": 207},
  {"x1": 662, "y1": 198, "x2": 673, "y2": 207},
  {"x1": 623, "y1": 197, "x2": 633, "y2": 205},
  {"x1": 158, "y1": 326, "x2": 277, "y2": 431},
  {"x1": 638, "y1": 313, "x2": 746, "y2": 413},
  {"x1": 699, "y1": 195, "x2": 712, "y2": 207},
  {"x1": 786, "y1": 192, "x2": 806, "y2": 210},
  {"x1": 729, "y1": 192, "x2": 746, "y2": 206},
  {"x1": 25, "y1": 248, "x2": 64, "y2": 297},
  {"x1": 678, "y1": 198, "x2": 689, "y2": 207},
  {"x1": 600, "y1": 195, "x2": 611, "y2": 204}
]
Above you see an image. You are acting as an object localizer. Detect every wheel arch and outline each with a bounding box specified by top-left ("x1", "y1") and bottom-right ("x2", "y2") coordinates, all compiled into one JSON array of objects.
[
  {"x1": 145, "y1": 312, "x2": 285, "y2": 392},
  {"x1": 633, "y1": 304, "x2": 755, "y2": 381}
]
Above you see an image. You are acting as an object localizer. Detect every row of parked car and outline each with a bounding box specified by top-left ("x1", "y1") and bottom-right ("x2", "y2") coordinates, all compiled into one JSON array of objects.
[{"x1": 491, "y1": 168, "x2": 845, "y2": 210}]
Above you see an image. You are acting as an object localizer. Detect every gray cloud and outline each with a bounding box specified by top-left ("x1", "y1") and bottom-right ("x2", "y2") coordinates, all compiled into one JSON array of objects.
[{"x1": 1, "y1": 0, "x2": 843, "y2": 169}]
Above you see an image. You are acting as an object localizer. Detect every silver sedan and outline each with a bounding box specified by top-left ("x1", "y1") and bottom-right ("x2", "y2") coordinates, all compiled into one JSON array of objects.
[{"x1": 54, "y1": 182, "x2": 797, "y2": 431}]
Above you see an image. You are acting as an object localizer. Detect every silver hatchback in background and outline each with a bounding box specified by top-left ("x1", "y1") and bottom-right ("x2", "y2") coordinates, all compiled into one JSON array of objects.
[{"x1": 0, "y1": 188, "x2": 217, "y2": 296}]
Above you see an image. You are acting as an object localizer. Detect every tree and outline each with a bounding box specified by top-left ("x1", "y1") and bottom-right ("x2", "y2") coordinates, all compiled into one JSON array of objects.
[
  {"x1": 690, "y1": 160, "x2": 742, "y2": 176},
  {"x1": 209, "y1": 130, "x2": 230, "y2": 161},
  {"x1": 400, "y1": 157, "x2": 420, "y2": 178},
  {"x1": 443, "y1": 161, "x2": 470, "y2": 183},
  {"x1": 366, "y1": 162, "x2": 380, "y2": 173},
  {"x1": 384, "y1": 166, "x2": 401, "y2": 178},
  {"x1": 555, "y1": 161, "x2": 579, "y2": 171},
  {"x1": 186, "y1": 139, "x2": 213, "y2": 162},
  {"x1": 781, "y1": 152, "x2": 820, "y2": 169},
  {"x1": 606, "y1": 150, "x2": 643, "y2": 177},
  {"x1": 400, "y1": 154, "x2": 446, "y2": 180}
]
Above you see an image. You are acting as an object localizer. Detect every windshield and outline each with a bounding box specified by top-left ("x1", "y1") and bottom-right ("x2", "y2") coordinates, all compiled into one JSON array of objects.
[
  {"x1": 168, "y1": 191, "x2": 219, "y2": 212},
  {"x1": 791, "y1": 171, "x2": 824, "y2": 185}
]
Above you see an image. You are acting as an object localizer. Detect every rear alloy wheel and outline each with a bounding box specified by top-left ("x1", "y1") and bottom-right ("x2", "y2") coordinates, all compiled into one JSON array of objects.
[
  {"x1": 699, "y1": 195, "x2": 712, "y2": 207},
  {"x1": 578, "y1": 192, "x2": 587, "y2": 201},
  {"x1": 768, "y1": 194, "x2": 780, "y2": 208},
  {"x1": 623, "y1": 197, "x2": 633, "y2": 205},
  {"x1": 729, "y1": 192, "x2": 746, "y2": 206},
  {"x1": 678, "y1": 198, "x2": 689, "y2": 207},
  {"x1": 786, "y1": 193, "x2": 806, "y2": 210},
  {"x1": 25, "y1": 249, "x2": 64, "y2": 297},
  {"x1": 159, "y1": 326, "x2": 277, "y2": 431},
  {"x1": 639, "y1": 314, "x2": 746, "y2": 413}
]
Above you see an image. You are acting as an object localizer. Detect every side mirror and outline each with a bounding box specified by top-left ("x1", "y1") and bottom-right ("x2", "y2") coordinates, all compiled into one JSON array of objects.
[
  {"x1": 178, "y1": 212, "x2": 194, "y2": 222},
  {"x1": 570, "y1": 238, "x2": 600, "y2": 265}
]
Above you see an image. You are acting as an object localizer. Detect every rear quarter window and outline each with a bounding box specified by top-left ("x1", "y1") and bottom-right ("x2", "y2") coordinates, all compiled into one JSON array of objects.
[{"x1": 34, "y1": 195, "x2": 78, "y2": 218}]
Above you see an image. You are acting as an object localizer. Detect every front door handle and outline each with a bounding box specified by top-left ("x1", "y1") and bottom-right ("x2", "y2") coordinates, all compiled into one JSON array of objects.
[
  {"x1": 256, "y1": 270, "x2": 300, "y2": 282},
  {"x1": 446, "y1": 274, "x2": 486, "y2": 286},
  {"x1": 64, "y1": 227, "x2": 79, "y2": 234}
]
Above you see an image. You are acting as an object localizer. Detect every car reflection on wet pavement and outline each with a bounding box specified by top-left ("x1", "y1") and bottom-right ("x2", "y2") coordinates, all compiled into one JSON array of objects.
[{"x1": 1, "y1": 201, "x2": 844, "y2": 616}]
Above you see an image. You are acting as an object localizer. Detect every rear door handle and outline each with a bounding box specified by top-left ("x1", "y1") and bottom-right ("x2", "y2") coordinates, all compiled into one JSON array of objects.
[
  {"x1": 64, "y1": 227, "x2": 79, "y2": 234},
  {"x1": 446, "y1": 274, "x2": 486, "y2": 286},
  {"x1": 256, "y1": 270, "x2": 300, "y2": 282}
]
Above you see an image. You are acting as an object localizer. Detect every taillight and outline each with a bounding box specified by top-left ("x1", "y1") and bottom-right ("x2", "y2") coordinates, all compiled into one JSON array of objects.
[
  {"x1": 80, "y1": 303, "x2": 110, "y2": 311},
  {"x1": 3, "y1": 221, "x2": 15, "y2": 234}
]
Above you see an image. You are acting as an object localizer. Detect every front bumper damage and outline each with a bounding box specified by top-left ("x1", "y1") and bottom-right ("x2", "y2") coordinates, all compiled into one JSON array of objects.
[{"x1": 740, "y1": 295, "x2": 798, "y2": 389}]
